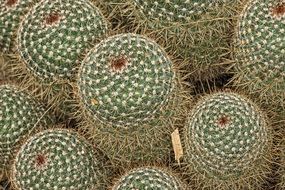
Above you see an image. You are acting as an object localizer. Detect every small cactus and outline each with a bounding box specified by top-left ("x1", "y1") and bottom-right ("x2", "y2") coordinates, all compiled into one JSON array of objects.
[
  {"x1": 0, "y1": 84, "x2": 54, "y2": 171},
  {"x1": 183, "y1": 92, "x2": 272, "y2": 189},
  {"x1": 12, "y1": 129, "x2": 109, "y2": 190},
  {"x1": 234, "y1": 0, "x2": 285, "y2": 104},
  {"x1": 99, "y1": 0, "x2": 243, "y2": 80},
  {"x1": 17, "y1": 0, "x2": 108, "y2": 82},
  {"x1": 77, "y1": 33, "x2": 190, "y2": 166},
  {"x1": 112, "y1": 167, "x2": 185, "y2": 190},
  {"x1": 0, "y1": 0, "x2": 39, "y2": 52}
]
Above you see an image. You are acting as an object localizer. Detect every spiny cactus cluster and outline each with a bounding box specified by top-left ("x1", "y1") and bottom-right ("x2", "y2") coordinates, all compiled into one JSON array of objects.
[
  {"x1": 12, "y1": 129, "x2": 109, "y2": 190},
  {"x1": 0, "y1": 0, "x2": 39, "y2": 52},
  {"x1": 234, "y1": 0, "x2": 285, "y2": 103},
  {"x1": 184, "y1": 92, "x2": 271, "y2": 189},
  {"x1": 17, "y1": 0, "x2": 108, "y2": 82},
  {"x1": 0, "y1": 84, "x2": 53, "y2": 171},
  {"x1": 112, "y1": 167, "x2": 184, "y2": 190},
  {"x1": 78, "y1": 33, "x2": 175, "y2": 127},
  {"x1": 100, "y1": 0, "x2": 243, "y2": 80}
]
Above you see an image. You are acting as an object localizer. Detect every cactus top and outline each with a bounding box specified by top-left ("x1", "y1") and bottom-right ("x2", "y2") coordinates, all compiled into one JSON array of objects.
[
  {"x1": 0, "y1": 84, "x2": 53, "y2": 169},
  {"x1": 0, "y1": 0, "x2": 38, "y2": 52},
  {"x1": 113, "y1": 167, "x2": 183, "y2": 190},
  {"x1": 235, "y1": 0, "x2": 285, "y2": 92},
  {"x1": 185, "y1": 92, "x2": 268, "y2": 179},
  {"x1": 17, "y1": 0, "x2": 108, "y2": 81},
  {"x1": 12, "y1": 129, "x2": 107, "y2": 190},
  {"x1": 133, "y1": 0, "x2": 231, "y2": 23},
  {"x1": 78, "y1": 33, "x2": 175, "y2": 127}
]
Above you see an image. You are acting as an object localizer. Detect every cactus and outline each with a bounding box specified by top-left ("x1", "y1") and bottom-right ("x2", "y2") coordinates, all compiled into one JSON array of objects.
[
  {"x1": 183, "y1": 92, "x2": 272, "y2": 189},
  {"x1": 0, "y1": 84, "x2": 54, "y2": 172},
  {"x1": 234, "y1": 0, "x2": 285, "y2": 105},
  {"x1": 17, "y1": 0, "x2": 108, "y2": 82},
  {"x1": 98, "y1": 0, "x2": 244, "y2": 80},
  {"x1": 10, "y1": 0, "x2": 108, "y2": 118},
  {"x1": 112, "y1": 167, "x2": 185, "y2": 190},
  {"x1": 0, "y1": 0, "x2": 40, "y2": 52},
  {"x1": 12, "y1": 129, "x2": 109, "y2": 190},
  {"x1": 77, "y1": 33, "x2": 190, "y2": 166}
]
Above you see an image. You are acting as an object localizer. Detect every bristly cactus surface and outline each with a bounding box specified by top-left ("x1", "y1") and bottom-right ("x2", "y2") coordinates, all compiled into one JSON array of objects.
[
  {"x1": 183, "y1": 92, "x2": 272, "y2": 189},
  {"x1": 17, "y1": 0, "x2": 108, "y2": 82},
  {"x1": 0, "y1": 0, "x2": 39, "y2": 52},
  {"x1": 78, "y1": 33, "x2": 175, "y2": 127},
  {"x1": 77, "y1": 33, "x2": 190, "y2": 167},
  {"x1": 234, "y1": 0, "x2": 285, "y2": 105},
  {"x1": 112, "y1": 167, "x2": 185, "y2": 190},
  {"x1": 0, "y1": 84, "x2": 54, "y2": 171},
  {"x1": 12, "y1": 129, "x2": 109, "y2": 190},
  {"x1": 100, "y1": 0, "x2": 243, "y2": 81}
]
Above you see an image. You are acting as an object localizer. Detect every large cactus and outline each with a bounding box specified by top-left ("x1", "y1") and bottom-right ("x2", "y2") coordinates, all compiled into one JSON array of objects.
[
  {"x1": 0, "y1": 0, "x2": 39, "y2": 52},
  {"x1": 12, "y1": 129, "x2": 109, "y2": 190},
  {"x1": 0, "y1": 84, "x2": 54, "y2": 172},
  {"x1": 77, "y1": 33, "x2": 190, "y2": 166},
  {"x1": 112, "y1": 167, "x2": 185, "y2": 190},
  {"x1": 183, "y1": 92, "x2": 272, "y2": 189},
  {"x1": 234, "y1": 0, "x2": 285, "y2": 105},
  {"x1": 98, "y1": 0, "x2": 244, "y2": 80}
]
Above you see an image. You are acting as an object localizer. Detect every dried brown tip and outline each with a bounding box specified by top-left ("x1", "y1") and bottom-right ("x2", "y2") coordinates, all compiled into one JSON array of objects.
[
  {"x1": 45, "y1": 13, "x2": 61, "y2": 26},
  {"x1": 6, "y1": 0, "x2": 17, "y2": 7},
  {"x1": 110, "y1": 56, "x2": 128, "y2": 73}
]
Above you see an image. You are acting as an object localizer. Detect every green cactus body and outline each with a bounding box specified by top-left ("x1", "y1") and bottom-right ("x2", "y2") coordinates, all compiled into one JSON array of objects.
[
  {"x1": 17, "y1": 0, "x2": 108, "y2": 82},
  {"x1": 184, "y1": 92, "x2": 271, "y2": 189},
  {"x1": 78, "y1": 33, "x2": 175, "y2": 127},
  {"x1": 234, "y1": 0, "x2": 285, "y2": 103},
  {"x1": 0, "y1": 0, "x2": 39, "y2": 52},
  {"x1": 77, "y1": 33, "x2": 189, "y2": 166},
  {"x1": 113, "y1": 167, "x2": 184, "y2": 190},
  {"x1": 100, "y1": 0, "x2": 243, "y2": 80},
  {"x1": 12, "y1": 129, "x2": 109, "y2": 190},
  {"x1": 0, "y1": 84, "x2": 53, "y2": 170}
]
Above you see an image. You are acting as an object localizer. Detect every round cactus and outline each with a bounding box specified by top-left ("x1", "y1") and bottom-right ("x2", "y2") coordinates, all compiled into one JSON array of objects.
[
  {"x1": 0, "y1": 84, "x2": 54, "y2": 171},
  {"x1": 112, "y1": 167, "x2": 185, "y2": 190},
  {"x1": 98, "y1": 0, "x2": 243, "y2": 80},
  {"x1": 78, "y1": 33, "x2": 175, "y2": 127},
  {"x1": 17, "y1": 0, "x2": 108, "y2": 82},
  {"x1": 77, "y1": 33, "x2": 190, "y2": 166},
  {"x1": 12, "y1": 129, "x2": 109, "y2": 190},
  {"x1": 183, "y1": 92, "x2": 272, "y2": 189},
  {"x1": 234, "y1": 0, "x2": 285, "y2": 104},
  {"x1": 0, "y1": 0, "x2": 40, "y2": 52}
]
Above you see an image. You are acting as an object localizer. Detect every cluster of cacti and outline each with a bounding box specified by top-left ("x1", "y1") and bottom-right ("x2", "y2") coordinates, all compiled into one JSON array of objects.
[
  {"x1": 183, "y1": 92, "x2": 272, "y2": 189},
  {"x1": 0, "y1": 84, "x2": 54, "y2": 171},
  {"x1": 12, "y1": 129, "x2": 109, "y2": 190},
  {"x1": 98, "y1": 0, "x2": 244, "y2": 80},
  {"x1": 1, "y1": 0, "x2": 285, "y2": 189},
  {"x1": 112, "y1": 167, "x2": 184, "y2": 190},
  {"x1": 234, "y1": 0, "x2": 285, "y2": 104},
  {"x1": 0, "y1": 0, "x2": 39, "y2": 52},
  {"x1": 77, "y1": 33, "x2": 189, "y2": 166}
]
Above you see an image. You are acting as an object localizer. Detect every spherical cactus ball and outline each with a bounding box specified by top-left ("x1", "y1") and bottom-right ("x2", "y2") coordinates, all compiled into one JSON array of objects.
[
  {"x1": 0, "y1": 0, "x2": 39, "y2": 52},
  {"x1": 234, "y1": 0, "x2": 285, "y2": 102},
  {"x1": 112, "y1": 167, "x2": 185, "y2": 190},
  {"x1": 12, "y1": 129, "x2": 109, "y2": 190},
  {"x1": 78, "y1": 33, "x2": 175, "y2": 127},
  {"x1": 17, "y1": 0, "x2": 108, "y2": 81},
  {"x1": 184, "y1": 92, "x2": 272, "y2": 189},
  {"x1": 0, "y1": 84, "x2": 54, "y2": 171}
]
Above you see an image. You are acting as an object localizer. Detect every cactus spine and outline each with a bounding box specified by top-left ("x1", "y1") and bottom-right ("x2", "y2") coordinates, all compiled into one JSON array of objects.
[
  {"x1": 12, "y1": 129, "x2": 109, "y2": 190},
  {"x1": 183, "y1": 92, "x2": 272, "y2": 189}
]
